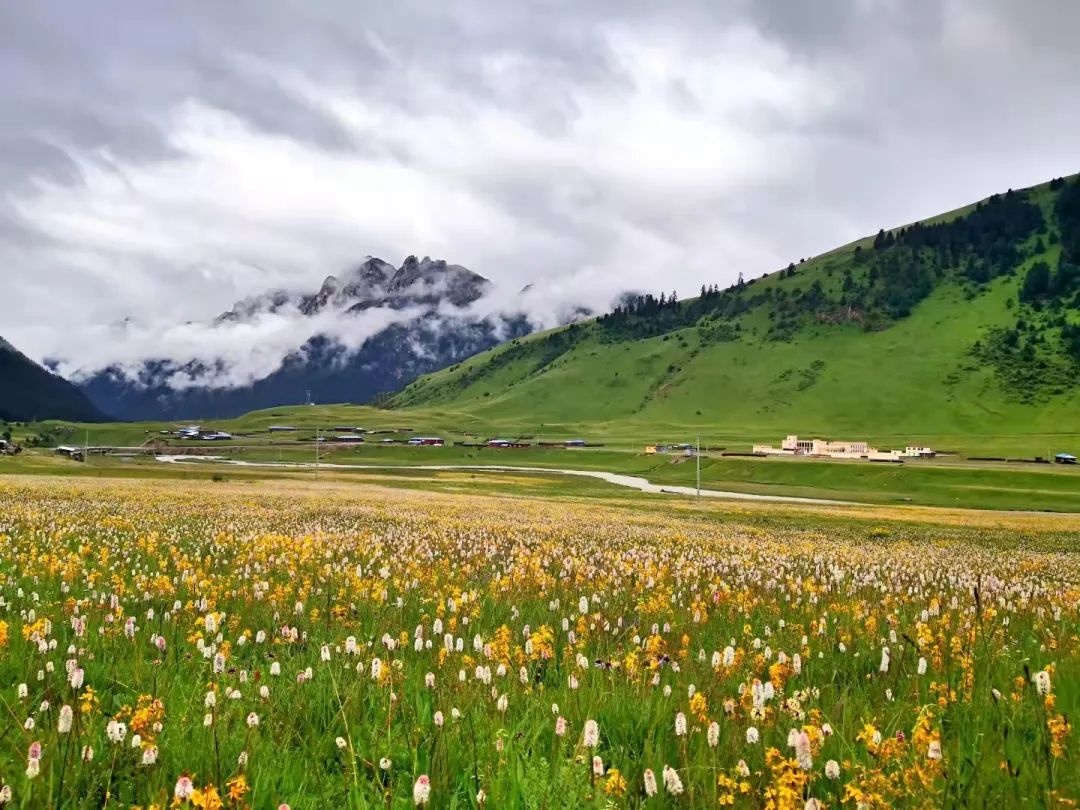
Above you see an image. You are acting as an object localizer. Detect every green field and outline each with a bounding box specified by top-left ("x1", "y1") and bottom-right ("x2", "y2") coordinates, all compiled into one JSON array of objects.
[{"x1": 6, "y1": 437, "x2": 1079, "y2": 512}]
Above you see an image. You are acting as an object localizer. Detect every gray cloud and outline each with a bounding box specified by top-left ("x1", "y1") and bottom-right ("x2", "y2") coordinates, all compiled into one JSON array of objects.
[{"x1": 2, "y1": 0, "x2": 1079, "y2": 380}]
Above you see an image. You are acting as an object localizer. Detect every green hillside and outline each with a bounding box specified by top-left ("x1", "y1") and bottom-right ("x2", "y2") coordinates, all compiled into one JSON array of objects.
[{"x1": 391, "y1": 175, "x2": 1080, "y2": 455}]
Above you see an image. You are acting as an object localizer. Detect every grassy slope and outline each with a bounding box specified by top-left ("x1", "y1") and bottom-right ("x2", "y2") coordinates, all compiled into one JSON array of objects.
[{"x1": 390, "y1": 179, "x2": 1080, "y2": 456}]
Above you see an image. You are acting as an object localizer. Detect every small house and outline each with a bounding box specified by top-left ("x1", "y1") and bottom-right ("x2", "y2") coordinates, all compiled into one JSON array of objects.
[{"x1": 903, "y1": 445, "x2": 936, "y2": 458}]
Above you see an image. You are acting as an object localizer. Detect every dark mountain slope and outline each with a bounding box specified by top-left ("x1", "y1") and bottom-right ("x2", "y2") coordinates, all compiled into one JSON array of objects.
[{"x1": 0, "y1": 337, "x2": 106, "y2": 422}]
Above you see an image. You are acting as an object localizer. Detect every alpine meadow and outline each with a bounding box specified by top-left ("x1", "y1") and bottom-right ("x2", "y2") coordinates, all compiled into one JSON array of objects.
[{"x1": 3, "y1": 3, "x2": 1080, "y2": 809}]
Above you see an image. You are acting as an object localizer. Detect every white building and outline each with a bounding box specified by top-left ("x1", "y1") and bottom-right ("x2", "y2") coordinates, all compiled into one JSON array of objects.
[
  {"x1": 756, "y1": 435, "x2": 869, "y2": 458},
  {"x1": 808, "y1": 439, "x2": 869, "y2": 458},
  {"x1": 903, "y1": 445, "x2": 936, "y2": 458},
  {"x1": 755, "y1": 434, "x2": 931, "y2": 462}
]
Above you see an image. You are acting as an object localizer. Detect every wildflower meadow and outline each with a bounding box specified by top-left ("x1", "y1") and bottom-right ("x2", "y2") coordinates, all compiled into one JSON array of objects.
[{"x1": 0, "y1": 476, "x2": 1076, "y2": 808}]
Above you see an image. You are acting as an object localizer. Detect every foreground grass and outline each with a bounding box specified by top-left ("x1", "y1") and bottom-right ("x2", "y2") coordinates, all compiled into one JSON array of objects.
[{"x1": 0, "y1": 475, "x2": 1077, "y2": 808}]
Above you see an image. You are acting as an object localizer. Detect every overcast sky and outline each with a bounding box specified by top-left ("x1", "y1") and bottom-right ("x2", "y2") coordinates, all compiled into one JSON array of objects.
[{"x1": 2, "y1": 0, "x2": 1079, "y2": 378}]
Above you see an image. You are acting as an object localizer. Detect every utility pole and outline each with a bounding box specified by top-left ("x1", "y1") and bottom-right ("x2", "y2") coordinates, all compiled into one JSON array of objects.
[{"x1": 696, "y1": 434, "x2": 701, "y2": 501}]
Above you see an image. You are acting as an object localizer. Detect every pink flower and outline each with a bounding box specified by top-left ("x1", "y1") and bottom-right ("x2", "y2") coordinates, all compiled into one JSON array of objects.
[
  {"x1": 643, "y1": 768, "x2": 658, "y2": 796},
  {"x1": 413, "y1": 774, "x2": 431, "y2": 806},
  {"x1": 174, "y1": 776, "x2": 194, "y2": 800},
  {"x1": 582, "y1": 719, "x2": 599, "y2": 748}
]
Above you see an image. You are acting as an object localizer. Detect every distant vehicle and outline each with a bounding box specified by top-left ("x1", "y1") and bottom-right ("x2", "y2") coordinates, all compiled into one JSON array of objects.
[{"x1": 1056, "y1": 453, "x2": 1078, "y2": 465}]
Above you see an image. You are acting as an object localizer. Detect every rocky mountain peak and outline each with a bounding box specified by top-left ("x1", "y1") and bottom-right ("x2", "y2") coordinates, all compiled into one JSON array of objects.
[{"x1": 213, "y1": 256, "x2": 490, "y2": 322}]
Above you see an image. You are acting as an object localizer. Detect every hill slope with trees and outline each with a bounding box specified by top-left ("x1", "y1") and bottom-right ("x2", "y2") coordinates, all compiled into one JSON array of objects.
[{"x1": 390, "y1": 175, "x2": 1080, "y2": 448}]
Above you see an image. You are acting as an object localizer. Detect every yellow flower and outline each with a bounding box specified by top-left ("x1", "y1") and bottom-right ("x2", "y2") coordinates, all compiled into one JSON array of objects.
[
  {"x1": 689, "y1": 691, "x2": 709, "y2": 724},
  {"x1": 226, "y1": 774, "x2": 250, "y2": 802},
  {"x1": 190, "y1": 786, "x2": 223, "y2": 810},
  {"x1": 1047, "y1": 713, "x2": 1071, "y2": 759},
  {"x1": 603, "y1": 768, "x2": 627, "y2": 797}
]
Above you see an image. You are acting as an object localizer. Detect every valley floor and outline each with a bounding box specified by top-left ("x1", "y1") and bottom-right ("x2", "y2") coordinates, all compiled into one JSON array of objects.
[{"x1": 7, "y1": 435, "x2": 1079, "y2": 512}]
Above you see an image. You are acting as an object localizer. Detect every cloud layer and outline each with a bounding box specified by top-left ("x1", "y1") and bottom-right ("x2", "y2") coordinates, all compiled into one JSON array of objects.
[{"x1": 2, "y1": 0, "x2": 1079, "y2": 381}]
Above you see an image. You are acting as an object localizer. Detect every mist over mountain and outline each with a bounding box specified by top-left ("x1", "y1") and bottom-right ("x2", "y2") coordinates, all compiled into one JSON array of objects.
[{"x1": 74, "y1": 255, "x2": 586, "y2": 420}]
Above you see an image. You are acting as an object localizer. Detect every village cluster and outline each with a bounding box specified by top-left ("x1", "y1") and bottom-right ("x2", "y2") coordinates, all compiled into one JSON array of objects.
[
  {"x1": 157, "y1": 425, "x2": 592, "y2": 449},
  {"x1": 29, "y1": 422, "x2": 1078, "y2": 466}
]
